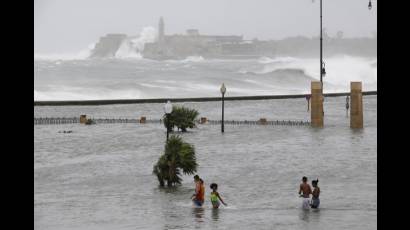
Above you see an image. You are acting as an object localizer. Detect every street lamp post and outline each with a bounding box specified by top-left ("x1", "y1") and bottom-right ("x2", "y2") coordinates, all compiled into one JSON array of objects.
[
  {"x1": 346, "y1": 95, "x2": 350, "y2": 117},
  {"x1": 318, "y1": 0, "x2": 371, "y2": 86},
  {"x1": 316, "y1": 0, "x2": 327, "y2": 117},
  {"x1": 164, "y1": 100, "x2": 173, "y2": 142},
  {"x1": 220, "y1": 83, "x2": 226, "y2": 133},
  {"x1": 319, "y1": 0, "x2": 326, "y2": 92}
]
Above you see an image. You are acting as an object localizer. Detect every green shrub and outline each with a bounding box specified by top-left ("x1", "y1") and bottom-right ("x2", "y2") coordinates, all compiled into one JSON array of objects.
[{"x1": 85, "y1": 119, "x2": 95, "y2": 125}]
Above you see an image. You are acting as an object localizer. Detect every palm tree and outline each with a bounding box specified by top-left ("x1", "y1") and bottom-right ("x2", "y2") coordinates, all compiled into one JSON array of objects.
[
  {"x1": 163, "y1": 106, "x2": 199, "y2": 132},
  {"x1": 153, "y1": 135, "x2": 198, "y2": 187}
]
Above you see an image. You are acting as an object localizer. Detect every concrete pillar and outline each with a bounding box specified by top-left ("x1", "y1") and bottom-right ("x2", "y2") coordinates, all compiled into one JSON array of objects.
[
  {"x1": 350, "y1": 82, "x2": 363, "y2": 129},
  {"x1": 258, "y1": 118, "x2": 267, "y2": 125},
  {"x1": 140, "y1": 116, "x2": 146, "y2": 124},
  {"x1": 200, "y1": 117, "x2": 207, "y2": 124},
  {"x1": 311, "y1": 81, "x2": 324, "y2": 127},
  {"x1": 80, "y1": 115, "x2": 87, "y2": 124}
]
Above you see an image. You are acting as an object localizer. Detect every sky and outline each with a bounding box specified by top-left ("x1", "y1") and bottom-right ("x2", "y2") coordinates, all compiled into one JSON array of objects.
[{"x1": 34, "y1": 0, "x2": 377, "y2": 54}]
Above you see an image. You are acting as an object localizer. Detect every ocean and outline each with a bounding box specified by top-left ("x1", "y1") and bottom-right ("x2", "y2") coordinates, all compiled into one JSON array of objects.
[{"x1": 34, "y1": 55, "x2": 376, "y2": 101}]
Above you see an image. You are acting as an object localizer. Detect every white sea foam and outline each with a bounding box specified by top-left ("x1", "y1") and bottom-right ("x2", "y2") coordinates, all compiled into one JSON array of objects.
[
  {"x1": 257, "y1": 56, "x2": 297, "y2": 64},
  {"x1": 115, "y1": 27, "x2": 157, "y2": 59},
  {"x1": 138, "y1": 83, "x2": 179, "y2": 91},
  {"x1": 34, "y1": 43, "x2": 95, "y2": 61},
  {"x1": 35, "y1": 27, "x2": 157, "y2": 61},
  {"x1": 182, "y1": 56, "x2": 205, "y2": 63},
  {"x1": 34, "y1": 87, "x2": 143, "y2": 101},
  {"x1": 34, "y1": 55, "x2": 376, "y2": 101},
  {"x1": 154, "y1": 80, "x2": 178, "y2": 84},
  {"x1": 132, "y1": 27, "x2": 157, "y2": 52},
  {"x1": 243, "y1": 55, "x2": 377, "y2": 87}
]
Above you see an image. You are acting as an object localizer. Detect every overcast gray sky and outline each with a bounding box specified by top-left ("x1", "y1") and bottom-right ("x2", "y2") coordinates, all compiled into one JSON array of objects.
[{"x1": 34, "y1": 0, "x2": 377, "y2": 54}]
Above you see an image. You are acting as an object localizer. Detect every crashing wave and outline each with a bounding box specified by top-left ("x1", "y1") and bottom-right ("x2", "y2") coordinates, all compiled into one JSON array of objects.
[
  {"x1": 240, "y1": 55, "x2": 377, "y2": 86},
  {"x1": 115, "y1": 27, "x2": 157, "y2": 59},
  {"x1": 35, "y1": 43, "x2": 96, "y2": 61},
  {"x1": 181, "y1": 56, "x2": 205, "y2": 63},
  {"x1": 257, "y1": 56, "x2": 298, "y2": 64}
]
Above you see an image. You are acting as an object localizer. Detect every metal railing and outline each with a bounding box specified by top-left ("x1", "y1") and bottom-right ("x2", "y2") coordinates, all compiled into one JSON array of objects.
[{"x1": 34, "y1": 117, "x2": 310, "y2": 126}]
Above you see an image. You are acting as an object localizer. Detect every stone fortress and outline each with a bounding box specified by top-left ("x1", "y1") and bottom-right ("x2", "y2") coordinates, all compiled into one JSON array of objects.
[
  {"x1": 89, "y1": 17, "x2": 376, "y2": 59},
  {"x1": 143, "y1": 17, "x2": 275, "y2": 59},
  {"x1": 90, "y1": 17, "x2": 275, "y2": 59}
]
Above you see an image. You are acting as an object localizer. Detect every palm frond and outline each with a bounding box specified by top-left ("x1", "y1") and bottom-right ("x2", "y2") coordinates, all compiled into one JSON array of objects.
[{"x1": 153, "y1": 135, "x2": 198, "y2": 186}]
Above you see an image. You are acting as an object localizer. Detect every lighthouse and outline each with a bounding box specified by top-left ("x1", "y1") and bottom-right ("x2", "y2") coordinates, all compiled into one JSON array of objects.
[{"x1": 158, "y1": 17, "x2": 164, "y2": 43}]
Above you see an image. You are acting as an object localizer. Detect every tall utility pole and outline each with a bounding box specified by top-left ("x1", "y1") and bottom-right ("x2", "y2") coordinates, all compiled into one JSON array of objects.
[{"x1": 320, "y1": 0, "x2": 323, "y2": 92}]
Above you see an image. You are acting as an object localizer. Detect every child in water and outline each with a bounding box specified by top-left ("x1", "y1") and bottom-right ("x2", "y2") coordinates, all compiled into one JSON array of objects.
[
  {"x1": 310, "y1": 179, "x2": 320, "y2": 209},
  {"x1": 209, "y1": 183, "x2": 227, "y2": 208}
]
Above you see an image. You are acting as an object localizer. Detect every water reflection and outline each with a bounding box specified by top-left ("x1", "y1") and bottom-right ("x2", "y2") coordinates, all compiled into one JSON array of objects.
[
  {"x1": 298, "y1": 209, "x2": 310, "y2": 222},
  {"x1": 192, "y1": 207, "x2": 205, "y2": 223},
  {"x1": 309, "y1": 208, "x2": 321, "y2": 223},
  {"x1": 298, "y1": 208, "x2": 321, "y2": 223},
  {"x1": 211, "y1": 208, "x2": 220, "y2": 221}
]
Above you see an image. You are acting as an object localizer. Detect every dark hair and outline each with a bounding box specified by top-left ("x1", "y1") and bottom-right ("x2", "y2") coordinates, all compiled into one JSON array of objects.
[
  {"x1": 194, "y1": 175, "x2": 199, "y2": 180},
  {"x1": 200, "y1": 179, "x2": 204, "y2": 184},
  {"x1": 312, "y1": 179, "x2": 319, "y2": 185},
  {"x1": 302, "y1": 176, "x2": 308, "y2": 182},
  {"x1": 210, "y1": 183, "x2": 218, "y2": 190}
]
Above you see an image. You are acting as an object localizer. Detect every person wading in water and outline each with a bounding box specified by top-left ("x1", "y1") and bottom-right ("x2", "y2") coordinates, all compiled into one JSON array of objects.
[
  {"x1": 299, "y1": 176, "x2": 312, "y2": 209},
  {"x1": 191, "y1": 175, "x2": 205, "y2": 207},
  {"x1": 310, "y1": 179, "x2": 320, "y2": 209}
]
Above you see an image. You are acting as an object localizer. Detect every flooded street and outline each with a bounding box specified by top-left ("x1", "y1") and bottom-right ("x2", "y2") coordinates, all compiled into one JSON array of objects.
[{"x1": 35, "y1": 96, "x2": 376, "y2": 230}]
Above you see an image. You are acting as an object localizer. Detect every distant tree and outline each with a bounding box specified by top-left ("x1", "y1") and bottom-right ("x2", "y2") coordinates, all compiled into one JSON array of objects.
[
  {"x1": 153, "y1": 135, "x2": 198, "y2": 187},
  {"x1": 163, "y1": 106, "x2": 199, "y2": 132}
]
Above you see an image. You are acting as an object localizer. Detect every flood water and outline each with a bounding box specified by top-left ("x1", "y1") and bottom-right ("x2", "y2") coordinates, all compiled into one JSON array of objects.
[{"x1": 34, "y1": 96, "x2": 376, "y2": 230}]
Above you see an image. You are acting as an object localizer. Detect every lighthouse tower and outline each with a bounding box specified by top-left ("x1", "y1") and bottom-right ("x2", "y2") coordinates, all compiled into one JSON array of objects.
[{"x1": 158, "y1": 17, "x2": 164, "y2": 43}]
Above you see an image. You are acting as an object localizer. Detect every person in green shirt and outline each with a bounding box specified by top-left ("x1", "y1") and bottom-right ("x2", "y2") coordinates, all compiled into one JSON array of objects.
[{"x1": 209, "y1": 183, "x2": 227, "y2": 209}]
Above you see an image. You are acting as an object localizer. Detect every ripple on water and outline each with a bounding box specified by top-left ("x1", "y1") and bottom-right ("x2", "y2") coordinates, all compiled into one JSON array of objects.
[{"x1": 35, "y1": 96, "x2": 376, "y2": 230}]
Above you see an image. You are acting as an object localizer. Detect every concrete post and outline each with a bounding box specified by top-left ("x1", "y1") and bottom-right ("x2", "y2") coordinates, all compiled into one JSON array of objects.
[
  {"x1": 80, "y1": 115, "x2": 87, "y2": 124},
  {"x1": 350, "y1": 82, "x2": 363, "y2": 128},
  {"x1": 311, "y1": 81, "x2": 324, "y2": 127},
  {"x1": 258, "y1": 118, "x2": 267, "y2": 125},
  {"x1": 200, "y1": 117, "x2": 207, "y2": 124},
  {"x1": 140, "y1": 116, "x2": 146, "y2": 124}
]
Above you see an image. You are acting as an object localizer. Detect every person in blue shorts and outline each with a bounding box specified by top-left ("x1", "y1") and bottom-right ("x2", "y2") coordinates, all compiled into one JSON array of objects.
[{"x1": 310, "y1": 179, "x2": 320, "y2": 209}]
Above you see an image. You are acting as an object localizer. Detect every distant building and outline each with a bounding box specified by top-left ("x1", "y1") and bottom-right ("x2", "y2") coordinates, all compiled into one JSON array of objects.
[
  {"x1": 90, "y1": 17, "x2": 277, "y2": 59},
  {"x1": 186, "y1": 29, "x2": 199, "y2": 36},
  {"x1": 143, "y1": 17, "x2": 265, "y2": 59},
  {"x1": 89, "y1": 34, "x2": 127, "y2": 58}
]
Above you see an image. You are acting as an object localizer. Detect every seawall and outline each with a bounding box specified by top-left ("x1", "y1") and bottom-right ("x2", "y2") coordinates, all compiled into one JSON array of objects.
[{"x1": 34, "y1": 91, "x2": 376, "y2": 106}]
